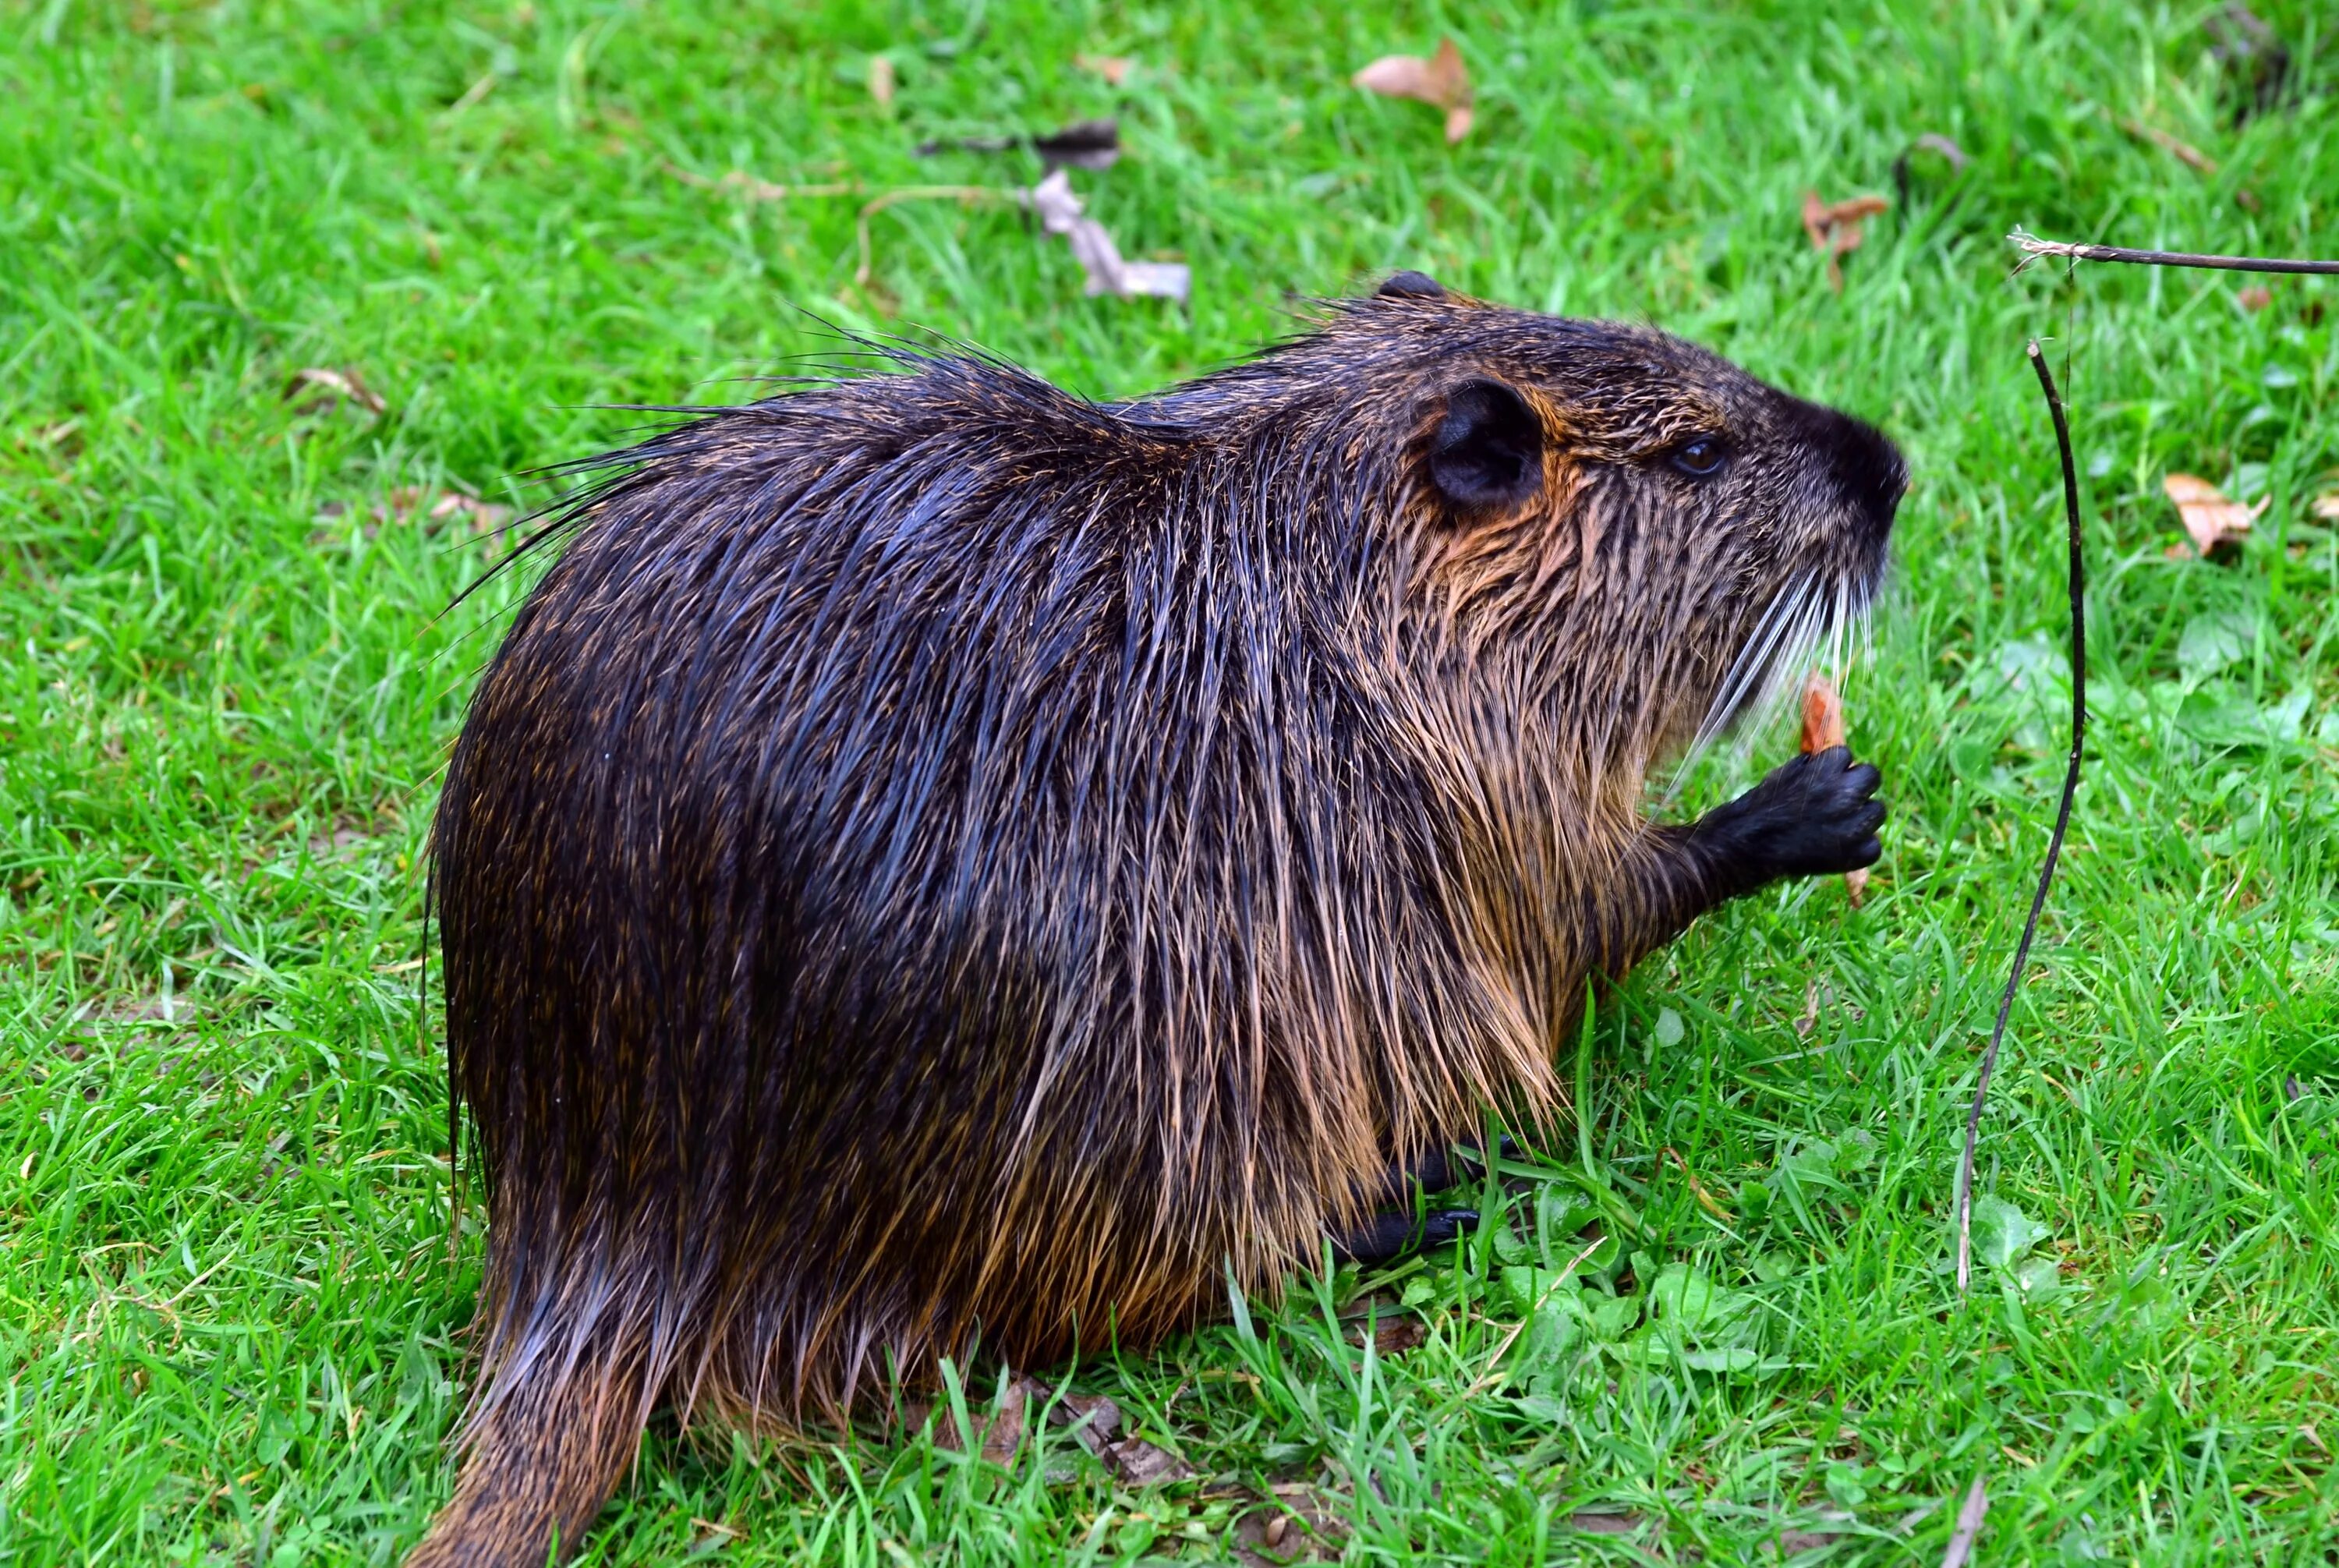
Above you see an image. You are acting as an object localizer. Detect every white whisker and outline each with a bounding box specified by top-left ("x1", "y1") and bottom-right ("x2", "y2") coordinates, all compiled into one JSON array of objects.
[{"x1": 1662, "y1": 572, "x2": 1812, "y2": 802}]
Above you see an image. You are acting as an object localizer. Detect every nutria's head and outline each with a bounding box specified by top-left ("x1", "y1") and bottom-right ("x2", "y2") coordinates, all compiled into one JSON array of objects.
[{"x1": 1134, "y1": 271, "x2": 1906, "y2": 803}]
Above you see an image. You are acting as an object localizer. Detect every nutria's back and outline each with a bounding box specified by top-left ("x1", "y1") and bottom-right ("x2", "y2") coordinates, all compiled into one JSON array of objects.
[{"x1": 417, "y1": 279, "x2": 1902, "y2": 1566}]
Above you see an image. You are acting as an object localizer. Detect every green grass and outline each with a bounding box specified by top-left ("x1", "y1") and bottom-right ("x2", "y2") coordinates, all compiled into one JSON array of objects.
[{"x1": 5, "y1": 0, "x2": 2338, "y2": 1562}]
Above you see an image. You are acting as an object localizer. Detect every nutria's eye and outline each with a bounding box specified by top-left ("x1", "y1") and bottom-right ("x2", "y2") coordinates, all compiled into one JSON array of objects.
[{"x1": 1670, "y1": 438, "x2": 1728, "y2": 478}]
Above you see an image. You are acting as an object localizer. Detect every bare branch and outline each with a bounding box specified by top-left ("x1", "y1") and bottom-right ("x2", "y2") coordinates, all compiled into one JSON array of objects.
[
  {"x1": 1955, "y1": 342, "x2": 2086, "y2": 1294},
  {"x1": 2010, "y1": 227, "x2": 2339, "y2": 275}
]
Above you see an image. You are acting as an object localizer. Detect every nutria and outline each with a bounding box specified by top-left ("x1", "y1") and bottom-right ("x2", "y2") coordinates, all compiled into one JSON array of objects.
[{"x1": 417, "y1": 273, "x2": 1902, "y2": 1565}]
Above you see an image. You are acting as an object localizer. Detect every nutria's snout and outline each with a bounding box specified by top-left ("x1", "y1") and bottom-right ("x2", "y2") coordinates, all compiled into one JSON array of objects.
[
  {"x1": 1783, "y1": 394, "x2": 1909, "y2": 547},
  {"x1": 1834, "y1": 412, "x2": 1909, "y2": 545}
]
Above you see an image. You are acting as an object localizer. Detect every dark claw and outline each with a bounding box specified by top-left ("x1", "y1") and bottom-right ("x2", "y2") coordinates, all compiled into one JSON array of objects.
[
  {"x1": 1415, "y1": 1206, "x2": 1480, "y2": 1251},
  {"x1": 1328, "y1": 1206, "x2": 1481, "y2": 1269}
]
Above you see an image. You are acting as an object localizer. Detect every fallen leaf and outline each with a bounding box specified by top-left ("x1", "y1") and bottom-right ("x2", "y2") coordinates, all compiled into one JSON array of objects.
[
  {"x1": 1022, "y1": 169, "x2": 1189, "y2": 301},
  {"x1": 1354, "y1": 1315, "x2": 1425, "y2": 1355},
  {"x1": 2163, "y1": 472, "x2": 2265, "y2": 557},
  {"x1": 1800, "y1": 192, "x2": 1888, "y2": 291},
  {"x1": 1354, "y1": 37, "x2": 1473, "y2": 143},
  {"x1": 2311, "y1": 491, "x2": 2339, "y2": 521},
  {"x1": 980, "y1": 1377, "x2": 1034, "y2": 1464},
  {"x1": 925, "y1": 1374, "x2": 1041, "y2": 1462},
  {"x1": 1799, "y1": 673, "x2": 1868, "y2": 905},
  {"x1": 1101, "y1": 1432, "x2": 1194, "y2": 1485},
  {"x1": 1794, "y1": 979, "x2": 1821, "y2": 1037},
  {"x1": 1939, "y1": 1475, "x2": 1990, "y2": 1568},
  {"x1": 1045, "y1": 1391, "x2": 1122, "y2": 1455},
  {"x1": 867, "y1": 55, "x2": 895, "y2": 108},
  {"x1": 283, "y1": 366, "x2": 386, "y2": 418},
  {"x1": 1076, "y1": 53, "x2": 1134, "y2": 87},
  {"x1": 2237, "y1": 285, "x2": 2272, "y2": 311}
]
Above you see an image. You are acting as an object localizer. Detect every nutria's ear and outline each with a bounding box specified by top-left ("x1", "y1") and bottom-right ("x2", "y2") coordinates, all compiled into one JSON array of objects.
[
  {"x1": 1377, "y1": 270, "x2": 1446, "y2": 299},
  {"x1": 1427, "y1": 378, "x2": 1544, "y2": 511}
]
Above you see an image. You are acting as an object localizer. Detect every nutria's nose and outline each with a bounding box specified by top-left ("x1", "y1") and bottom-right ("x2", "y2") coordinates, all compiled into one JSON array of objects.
[{"x1": 1785, "y1": 397, "x2": 1907, "y2": 540}]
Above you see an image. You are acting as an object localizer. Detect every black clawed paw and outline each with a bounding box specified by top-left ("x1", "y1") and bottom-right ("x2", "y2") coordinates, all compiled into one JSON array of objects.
[{"x1": 1710, "y1": 745, "x2": 1887, "y2": 883}]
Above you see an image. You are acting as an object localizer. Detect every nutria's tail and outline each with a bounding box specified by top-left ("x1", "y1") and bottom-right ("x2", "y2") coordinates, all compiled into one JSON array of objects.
[{"x1": 406, "y1": 1303, "x2": 659, "y2": 1568}]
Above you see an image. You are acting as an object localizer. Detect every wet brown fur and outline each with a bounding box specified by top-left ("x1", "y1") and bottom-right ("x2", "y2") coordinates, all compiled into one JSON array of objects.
[{"x1": 415, "y1": 285, "x2": 1902, "y2": 1563}]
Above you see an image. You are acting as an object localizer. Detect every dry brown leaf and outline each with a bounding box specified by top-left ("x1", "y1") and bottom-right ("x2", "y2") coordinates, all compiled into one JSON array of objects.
[
  {"x1": 1373, "y1": 1316, "x2": 1425, "y2": 1354},
  {"x1": 2311, "y1": 491, "x2": 2339, "y2": 522},
  {"x1": 1103, "y1": 1435, "x2": 1194, "y2": 1485},
  {"x1": 1799, "y1": 673, "x2": 1868, "y2": 906},
  {"x1": 2164, "y1": 472, "x2": 2265, "y2": 557},
  {"x1": 1794, "y1": 978, "x2": 1821, "y2": 1038},
  {"x1": 283, "y1": 366, "x2": 386, "y2": 417},
  {"x1": 1799, "y1": 192, "x2": 1888, "y2": 291},
  {"x1": 1350, "y1": 1314, "x2": 1424, "y2": 1355},
  {"x1": 317, "y1": 487, "x2": 514, "y2": 547},
  {"x1": 1354, "y1": 37, "x2": 1473, "y2": 143},
  {"x1": 1076, "y1": 53, "x2": 1134, "y2": 86},
  {"x1": 2237, "y1": 285, "x2": 2272, "y2": 311},
  {"x1": 867, "y1": 55, "x2": 896, "y2": 108},
  {"x1": 979, "y1": 1376, "x2": 1034, "y2": 1464},
  {"x1": 1045, "y1": 1391, "x2": 1122, "y2": 1455},
  {"x1": 927, "y1": 1374, "x2": 1043, "y2": 1462}
]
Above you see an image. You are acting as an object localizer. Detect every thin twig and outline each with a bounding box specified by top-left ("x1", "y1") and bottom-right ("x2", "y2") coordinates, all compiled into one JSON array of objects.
[
  {"x1": 1954, "y1": 342, "x2": 2086, "y2": 1294},
  {"x1": 660, "y1": 161, "x2": 860, "y2": 202},
  {"x1": 1662, "y1": 1145, "x2": 1736, "y2": 1223},
  {"x1": 2010, "y1": 227, "x2": 2339, "y2": 276},
  {"x1": 1459, "y1": 1235, "x2": 1607, "y2": 1398},
  {"x1": 660, "y1": 165, "x2": 1022, "y2": 289},
  {"x1": 854, "y1": 186, "x2": 1012, "y2": 286},
  {"x1": 2113, "y1": 116, "x2": 2217, "y2": 175}
]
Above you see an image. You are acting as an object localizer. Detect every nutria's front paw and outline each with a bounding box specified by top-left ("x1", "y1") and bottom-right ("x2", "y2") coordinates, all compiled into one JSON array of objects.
[{"x1": 1699, "y1": 745, "x2": 1884, "y2": 886}]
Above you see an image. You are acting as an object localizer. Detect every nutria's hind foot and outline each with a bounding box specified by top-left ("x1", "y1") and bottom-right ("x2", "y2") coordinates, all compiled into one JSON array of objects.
[
  {"x1": 1329, "y1": 1206, "x2": 1481, "y2": 1269},
  {"x1": 1697, "y1": 745, "x2": 1885, "y2": 885},
  {"x1": 1327, "y1": 1136, "x2": 1530, "y2": 1266}
]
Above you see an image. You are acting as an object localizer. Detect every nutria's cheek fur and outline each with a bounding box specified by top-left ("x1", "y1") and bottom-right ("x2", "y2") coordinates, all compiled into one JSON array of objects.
[{"x1": 413, "y1": 281, "x2": 1902, "y2": 1566}]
